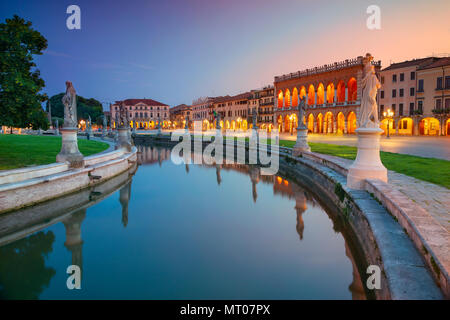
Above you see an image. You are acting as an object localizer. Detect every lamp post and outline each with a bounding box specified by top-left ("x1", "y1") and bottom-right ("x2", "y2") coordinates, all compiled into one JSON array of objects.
[{"x1": 383, "y1": 108, "x2": 394, "y2": 138}]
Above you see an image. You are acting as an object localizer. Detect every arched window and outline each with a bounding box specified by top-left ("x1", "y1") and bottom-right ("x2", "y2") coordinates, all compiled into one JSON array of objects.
[
  {"x1": 317, "y1": 83, "x2": 324, "y2": 105},
  {"x1": 308, "y1": 85, "x2": 315, "y2": 106},
  {"x1": 337, "y1": 81, "x2": 346, "y2": 103},
  {"x1": 348, "y1": 77, "x2": 357, "y2": 102}
]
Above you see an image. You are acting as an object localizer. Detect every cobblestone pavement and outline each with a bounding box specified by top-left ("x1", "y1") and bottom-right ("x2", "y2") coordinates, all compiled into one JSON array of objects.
[
  {"x1": 387, "y1": 172, "x2": 450, "y2": 232},
  {"x1": 321, "y1": 155, "x2": 450, "y2": 232},
  {"x1": 280, "y1": 133, "x2": 450, "y2": 161}
]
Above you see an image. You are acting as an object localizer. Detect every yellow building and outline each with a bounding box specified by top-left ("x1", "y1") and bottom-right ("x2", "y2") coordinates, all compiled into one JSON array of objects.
[{"x1": 416, "y1": 57, "x2": 450, "y2": 136}]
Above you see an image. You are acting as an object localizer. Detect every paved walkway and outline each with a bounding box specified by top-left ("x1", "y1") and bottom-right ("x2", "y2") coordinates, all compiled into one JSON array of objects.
[
  {"x1": 280, "y1": 133, "x2": 450, "y2": 161},
  {"x1": 320, "y1": 154, "x2": 450, "y2": 232}
]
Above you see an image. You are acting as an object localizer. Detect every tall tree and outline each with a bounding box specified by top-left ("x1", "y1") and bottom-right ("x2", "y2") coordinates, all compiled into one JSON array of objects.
[
  {"x1": 0, "y1": 15, "x2": 49, "y2": 131},
  {"x1": 46, "y1": 93, "x2": 104, "y2": 124}
]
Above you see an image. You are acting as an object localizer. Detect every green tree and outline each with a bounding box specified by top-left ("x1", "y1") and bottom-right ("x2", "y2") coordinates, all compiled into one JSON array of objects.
[
  {"x1": 0, "y1": 15, "x2": 49, "y2": 132},
  {"x1": 46, "y1": 93, "x2": 104, "y2": 125}
]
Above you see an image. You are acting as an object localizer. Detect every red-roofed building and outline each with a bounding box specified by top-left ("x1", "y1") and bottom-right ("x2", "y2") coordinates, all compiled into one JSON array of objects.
[{"x1": 110, "y1": 98, "x2": 170, "y2": 129}]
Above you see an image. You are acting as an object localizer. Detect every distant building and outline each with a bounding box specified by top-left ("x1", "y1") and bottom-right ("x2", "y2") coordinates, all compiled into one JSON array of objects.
[
  {"x1": 248, "y1": 86, "x2": 275, "y2": 131},
  {"x1": 416, "y1": 57, "x2": 450, "y2": 136},
  {"x1": 170, "y1": 104, "x2": 191, "y2": 128},
  {"x1": 191, "y1": 97, "x2": 216, "y2": 128},
  {"x1": 274, "y1": 55, "x2": 381, "y2": 135},
  {"x1": 110, "y1": 98, "x2": 170, "y2": 129},
  {"x1": 378, "y1": 57, "x2": 440, "y2": 135},
  {"x1": 211, "y1": 92, "x2": 252, "y2": 130}
]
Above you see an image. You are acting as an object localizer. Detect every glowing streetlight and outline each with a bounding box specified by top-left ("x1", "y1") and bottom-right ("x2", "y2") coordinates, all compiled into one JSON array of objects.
[{"x1": 383, "y1": 108, "x2": 394, "y2": 138}]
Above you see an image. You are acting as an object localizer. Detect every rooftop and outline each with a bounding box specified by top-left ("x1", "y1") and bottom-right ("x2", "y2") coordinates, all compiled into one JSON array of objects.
[
  {"x1": 417, "y1": 57, "x2": 450, "y2": 70},
  {"x1": 213, "y1": 92, "x2": 251, "y2": 103},
  {"x1": 115, "y1": 98, "x2": 169, "y2": 107},
  {"x1": 382, "y1": 57, "x2": 440, "y2": 71}
]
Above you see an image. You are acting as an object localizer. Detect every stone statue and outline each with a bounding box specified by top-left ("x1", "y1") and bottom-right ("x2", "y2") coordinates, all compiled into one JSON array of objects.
[
  {"x1": 87, "y1": 115, "x2": 91, "y2": 129},
  {"x1": 359, "y1": 53, "x2": 381, "y2": 128},
  {"x1": 252, "y1": 109, "x2": 258, "y2": 129},
  {"x1": 119, "y1": 104, "x2": 128, "y2": 128},
  {"x1": 297, "y1": 95, "x2": 307, "y2": 129},
  {"x1": 102, "y1": 114, "x2": 107, "y2": 130},
  {"x1": 62, "y1": 81, "x2": 77, "y2": 128},
  {"x1": 216, "y1": 113, "x2": 221, "y2": 129},
  {"x1": 56, "y1": 81, "x2": 84, "y2": 167}
]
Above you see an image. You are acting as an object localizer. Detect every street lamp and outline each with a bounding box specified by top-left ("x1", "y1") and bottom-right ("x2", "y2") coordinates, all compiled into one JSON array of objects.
[{"x1": 383, "y1": 108, "x2": 394, "y2": 138}]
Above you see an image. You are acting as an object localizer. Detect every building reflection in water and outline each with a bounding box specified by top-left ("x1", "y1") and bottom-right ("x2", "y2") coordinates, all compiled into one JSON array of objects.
[{"x1": 135, "y1": 144, "x2": 367, "y2": 299}]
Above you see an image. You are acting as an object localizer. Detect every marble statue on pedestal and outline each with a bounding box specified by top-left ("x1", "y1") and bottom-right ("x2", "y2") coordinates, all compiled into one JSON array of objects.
[
  {"x1": 292, "y1": 95, "x2": 310, "y2": 155},
  {"x1": 56, "y1": 81, "x2": 84, "y2": 167},
  {"x1": 347, "y1": 53, "x2": 387, "y2": 189},
  {"x1": 359, "y1": 53, "x2": 381, "y2": 128},
  {"x1": 116, "y1": 103, "x2": 132, "y2": 151},
  {"x1": 252, "y1": 109, "x2": 258, "y2": 129},
  {"x1": 297, "y1": 95, "x2": 307, "y2": 130},
  {"x1": 62, "y1": 81, "x2": 77, "y2": 128}
]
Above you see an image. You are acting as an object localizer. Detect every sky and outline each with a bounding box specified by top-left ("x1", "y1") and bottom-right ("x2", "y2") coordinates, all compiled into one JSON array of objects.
[{"x1": 1, "y1": 0, "x2": 449, "y2": 110}]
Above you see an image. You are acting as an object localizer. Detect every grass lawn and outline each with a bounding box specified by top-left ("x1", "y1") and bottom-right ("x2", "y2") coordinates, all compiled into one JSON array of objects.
[
  {"x1": 278, "y1": 140, "x2": 450, "y2": 189},
  {"x1": 0, "y1": 134, "x2": 110, "y2": 170}
]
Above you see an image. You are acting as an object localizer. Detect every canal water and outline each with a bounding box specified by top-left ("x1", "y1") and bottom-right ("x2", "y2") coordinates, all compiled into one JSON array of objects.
[{"x1": 0, "y1": 145, "x2": 367, "y2": 300}]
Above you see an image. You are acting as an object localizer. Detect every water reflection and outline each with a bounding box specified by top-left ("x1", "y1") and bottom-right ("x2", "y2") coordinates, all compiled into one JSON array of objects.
[
  {"x1": 0, "y1": 231, "x2": 56, "y2": 299},
  {"x1": 137, "y1": 145, "x2": 366, "y2": 299},
  {"x1": 119, "y1": 181, "x2": 132, "y2": 227},
  {"x1": 0, "y1": 144, "x2": 368, "y2": 299},
  {"x1": 63, "y1": 209, "x2": 86, "y2": 280}
]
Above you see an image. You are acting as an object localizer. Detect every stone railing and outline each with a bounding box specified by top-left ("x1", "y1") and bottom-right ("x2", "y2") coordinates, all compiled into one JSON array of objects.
[
  {"x1": 0, "y1": 138, "x2": 137, "y2": 214},
  {"x1": 274, "y1": 57, "x2": 381, "y2": 82}
]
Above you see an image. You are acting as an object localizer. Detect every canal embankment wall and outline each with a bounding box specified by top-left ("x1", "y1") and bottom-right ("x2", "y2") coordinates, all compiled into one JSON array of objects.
[
  {"x1": 134, "y1": 133, "x2": 448, "y2": 299},
  {"x1": 0, "y1": 140, "x2": 137, "y2": 214}
]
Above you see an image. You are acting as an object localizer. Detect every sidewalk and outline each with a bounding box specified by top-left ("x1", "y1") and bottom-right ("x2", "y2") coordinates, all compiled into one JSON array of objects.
[
  {"x1": 280, "y1": 133, "x2": 450, "y2": 161},
  {"x1": 313, "y1": 153, "x2": 450, "y2": 232}
]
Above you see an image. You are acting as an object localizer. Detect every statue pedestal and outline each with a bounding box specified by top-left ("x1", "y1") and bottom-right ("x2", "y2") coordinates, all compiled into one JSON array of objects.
[
  {"x1": 292, "y1": 127, "x2": 310, "y2": 157},
  {"x1": 116, "y1": 128, "x2": 132, "y2": 152},
  {"x1": 56, "y1": 128, "x2": 84, "y2": 167},
  {"x1": 347, "y1": 127, "x2": 387, "y2": 189}
]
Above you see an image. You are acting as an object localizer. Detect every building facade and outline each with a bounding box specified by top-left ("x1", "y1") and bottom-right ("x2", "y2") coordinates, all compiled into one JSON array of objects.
[
  {"x1": 378, "y1": 57, "x2": 440, "y2": 135},
  {"x1": 211, "y1": 92, "x2": 251, "y2": 131},
  {"x1": 273, "y1": 55, "x2": 381, "y2": 135},
  {"x1": 169, "y1": 104, "x2": 192, "y2": 128},
  {"x1": 110, "y1": 99, "x2": 170, "y2": 129},
  {"x1": 249, "y1": 86, "x2": 275, "y2": 131},
  {"x1": 416, "y1": 57, "x2": 450, "y2": 136}
]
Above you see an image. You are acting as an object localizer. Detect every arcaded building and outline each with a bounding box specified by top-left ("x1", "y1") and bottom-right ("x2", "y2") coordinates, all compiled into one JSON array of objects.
[
  {"x1": 170, "y1": 104, "x2": 191, "y2": 128},
  {"x1": 416, "y1": 57, "x2": 450, "y2": 136},
  {"x1": 273, "y1": 55, "x2": 381, "y2": 135},
  {"x1": 212, "y1": 92, "x2": 252, "y2": 130},
  {"x1": 110, "y1": 98, "x2": 170, "y2": 129},
  {"x1": 378, "y1": 57, "x2": 440, "y2": 135}
]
